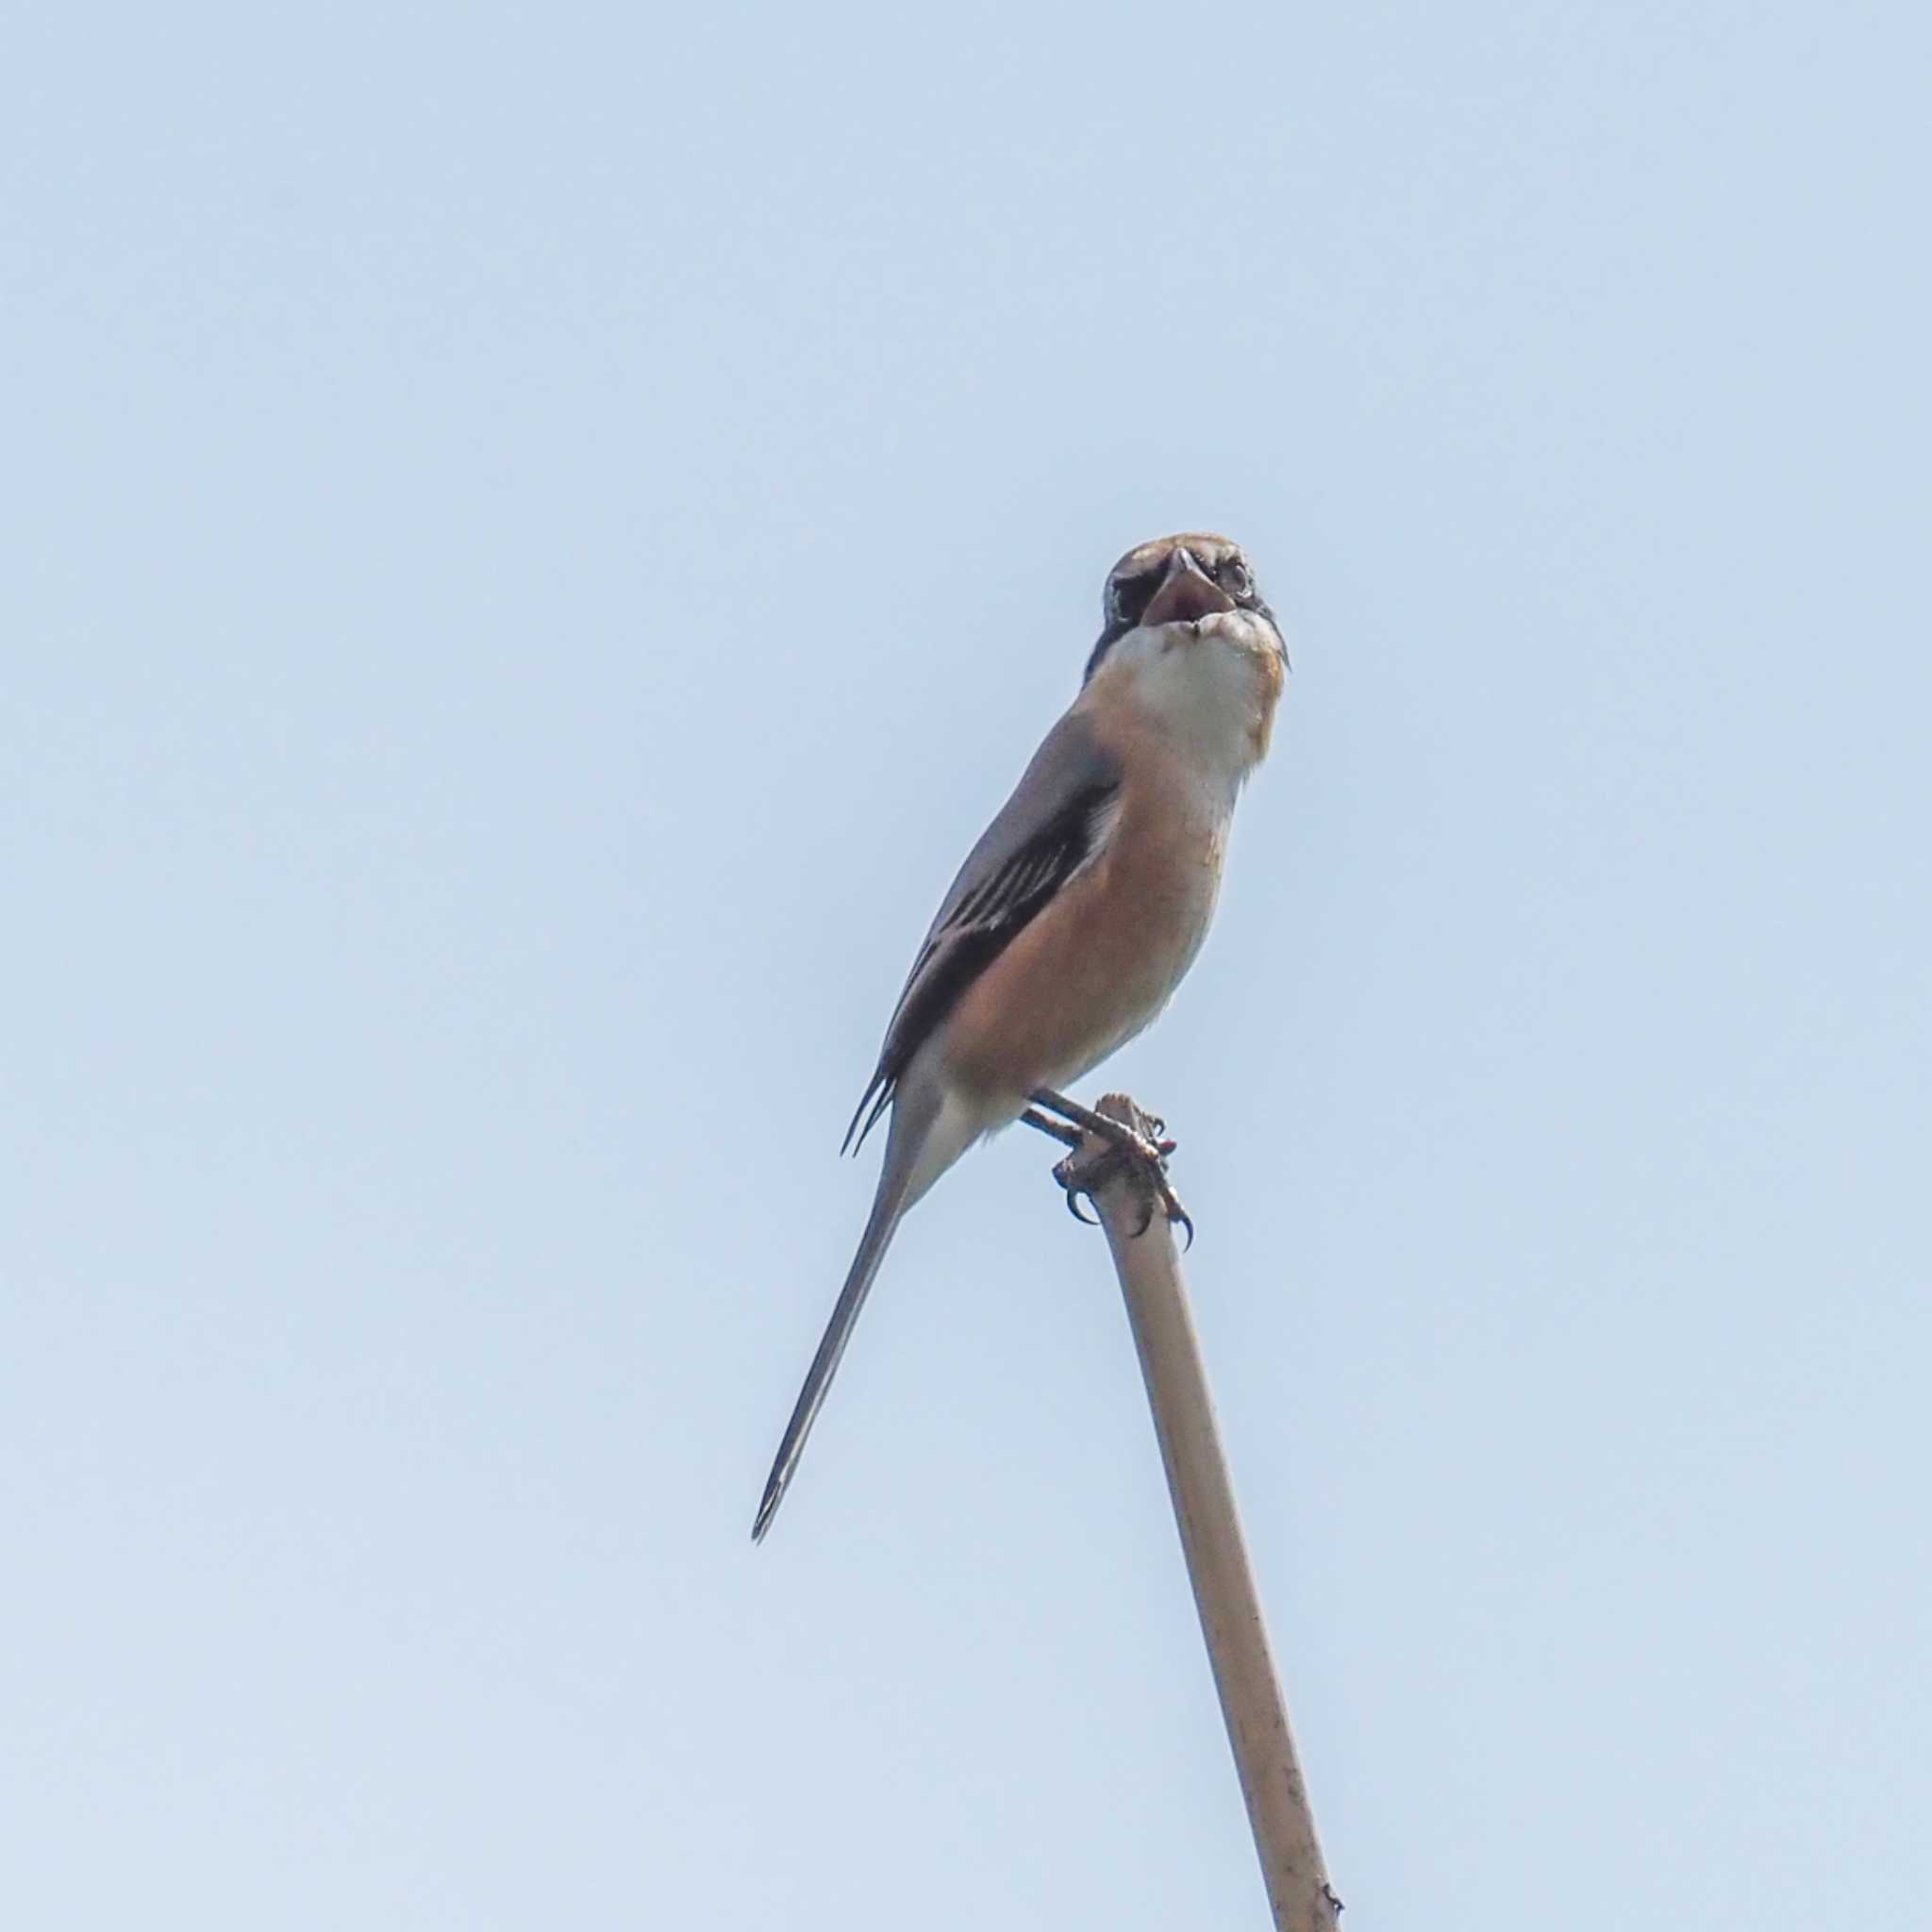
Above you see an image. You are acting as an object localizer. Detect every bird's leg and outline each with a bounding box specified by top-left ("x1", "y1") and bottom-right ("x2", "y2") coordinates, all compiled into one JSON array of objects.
[
  {"x1": 1028, "y1": 1088, "x2": 1179, "y2": 1169},
  {"x1": 1019, "y1": 1105, "x2": 1099, "y2": 1221},
  {"x1": 1018, "y1": 1106, "x2": 1082, "y2": 1149},
  {"x1": 1025, "y1": 1089, "x2": 1194, "y2": 1247}
]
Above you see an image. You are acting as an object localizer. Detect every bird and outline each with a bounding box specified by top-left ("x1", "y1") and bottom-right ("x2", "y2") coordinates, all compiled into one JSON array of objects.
[{"x1": 752, "y1": 533, "x2": 1288, "y2": 1541}]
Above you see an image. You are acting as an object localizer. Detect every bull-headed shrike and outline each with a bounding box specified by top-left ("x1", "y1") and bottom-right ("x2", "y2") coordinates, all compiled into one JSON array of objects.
[{"x1": 753, "y1": 533, "x2": 1287, "y2": 1540}]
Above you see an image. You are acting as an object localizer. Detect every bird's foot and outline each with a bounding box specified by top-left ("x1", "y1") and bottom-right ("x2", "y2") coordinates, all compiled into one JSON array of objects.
[{"x1": 1022, "y1": 1089, "x2": 1193, "y2": 1247}]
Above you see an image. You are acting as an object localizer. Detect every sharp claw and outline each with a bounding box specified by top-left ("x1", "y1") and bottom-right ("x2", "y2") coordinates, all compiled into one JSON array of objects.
[{"x1": 1040, "y1": 1092, "x2": 1198, "y2": 1242}]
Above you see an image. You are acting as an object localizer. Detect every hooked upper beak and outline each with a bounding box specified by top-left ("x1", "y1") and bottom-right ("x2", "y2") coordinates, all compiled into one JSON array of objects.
[{"x1": 1140, "y1": 547, "x2": 1238, "y2": 627}]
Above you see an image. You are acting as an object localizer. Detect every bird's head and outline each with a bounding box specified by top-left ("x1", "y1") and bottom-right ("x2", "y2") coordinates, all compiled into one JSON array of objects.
[
  {"x1": 1082, "y1": 534, "x2": 1288, "y2": 767},
  {"x1": 1085, "y1": 534, "x2": 1286, "y2": 682}
]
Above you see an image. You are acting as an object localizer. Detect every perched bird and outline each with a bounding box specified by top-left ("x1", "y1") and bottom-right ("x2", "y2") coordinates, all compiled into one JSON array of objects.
[{"x1": 753, "y1": 533, "x2": 1287, "y2": 1541}]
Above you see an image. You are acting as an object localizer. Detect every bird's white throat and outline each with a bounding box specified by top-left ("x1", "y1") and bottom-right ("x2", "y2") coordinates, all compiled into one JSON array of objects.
[{"x1": 1100, "y1": 611, "x2": 1282, "y2": 782}]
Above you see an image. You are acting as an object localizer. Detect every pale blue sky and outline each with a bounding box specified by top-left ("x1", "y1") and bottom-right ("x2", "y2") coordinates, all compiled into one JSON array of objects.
[{"x1": 5, "y1": 3, "x2": 1928, "y2": 1925}]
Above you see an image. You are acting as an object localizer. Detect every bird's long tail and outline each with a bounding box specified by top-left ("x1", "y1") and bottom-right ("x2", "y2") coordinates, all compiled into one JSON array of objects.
[{"x1": 751, "y1": 1161, "x2": 915, "y2": 1542}]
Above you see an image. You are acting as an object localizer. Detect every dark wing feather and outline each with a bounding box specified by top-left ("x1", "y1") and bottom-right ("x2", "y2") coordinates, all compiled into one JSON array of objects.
[{"x1": 842, "y1": 711, "x2": 1122, "y2": 1153}]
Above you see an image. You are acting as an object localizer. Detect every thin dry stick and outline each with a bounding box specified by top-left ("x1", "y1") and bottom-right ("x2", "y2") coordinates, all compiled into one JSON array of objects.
[{"x1": 1061, "y1": 1093, "x2": 1341, "y2": 1932}]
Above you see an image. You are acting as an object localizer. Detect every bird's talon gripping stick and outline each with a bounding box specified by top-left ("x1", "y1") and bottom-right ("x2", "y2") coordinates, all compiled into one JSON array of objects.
[{"x1": 1030, "y1": 1087, "x2": 1194, "y2": 1242}]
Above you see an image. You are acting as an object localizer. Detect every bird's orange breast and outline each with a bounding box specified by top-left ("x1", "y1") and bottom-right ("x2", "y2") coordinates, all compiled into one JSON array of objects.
[{"x1": 938, "y1": 724, "x2": 1229, "y2": 1108}]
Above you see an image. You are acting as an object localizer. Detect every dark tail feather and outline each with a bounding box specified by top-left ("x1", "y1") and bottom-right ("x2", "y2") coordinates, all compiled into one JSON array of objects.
[
  {"x1": 751, "y1": 1175, "x2": 910, "y2": 1541},
  {"x1": 841, "y1": 1072, "x2": 892, "y2": 1157}
]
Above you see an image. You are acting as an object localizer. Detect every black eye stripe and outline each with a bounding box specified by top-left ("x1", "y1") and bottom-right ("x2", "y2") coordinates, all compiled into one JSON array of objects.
[{"x1": 1108, "y1": 568, "x2": 1160, "y2": 623}]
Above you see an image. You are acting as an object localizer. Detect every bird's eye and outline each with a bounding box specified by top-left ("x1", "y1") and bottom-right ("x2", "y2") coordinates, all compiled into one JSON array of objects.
[
  {"x1": 1109, "y1": 571, "x2": 1158, "y2": 625},
  {"x1": 1218, "y1": 558, "x2": 1254, "y2": 597}
]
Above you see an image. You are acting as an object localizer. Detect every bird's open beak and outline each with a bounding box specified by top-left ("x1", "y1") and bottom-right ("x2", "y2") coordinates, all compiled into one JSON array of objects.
[{"x1": 1140, "y1": 547, "x2": 1238, "y2": 627}]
